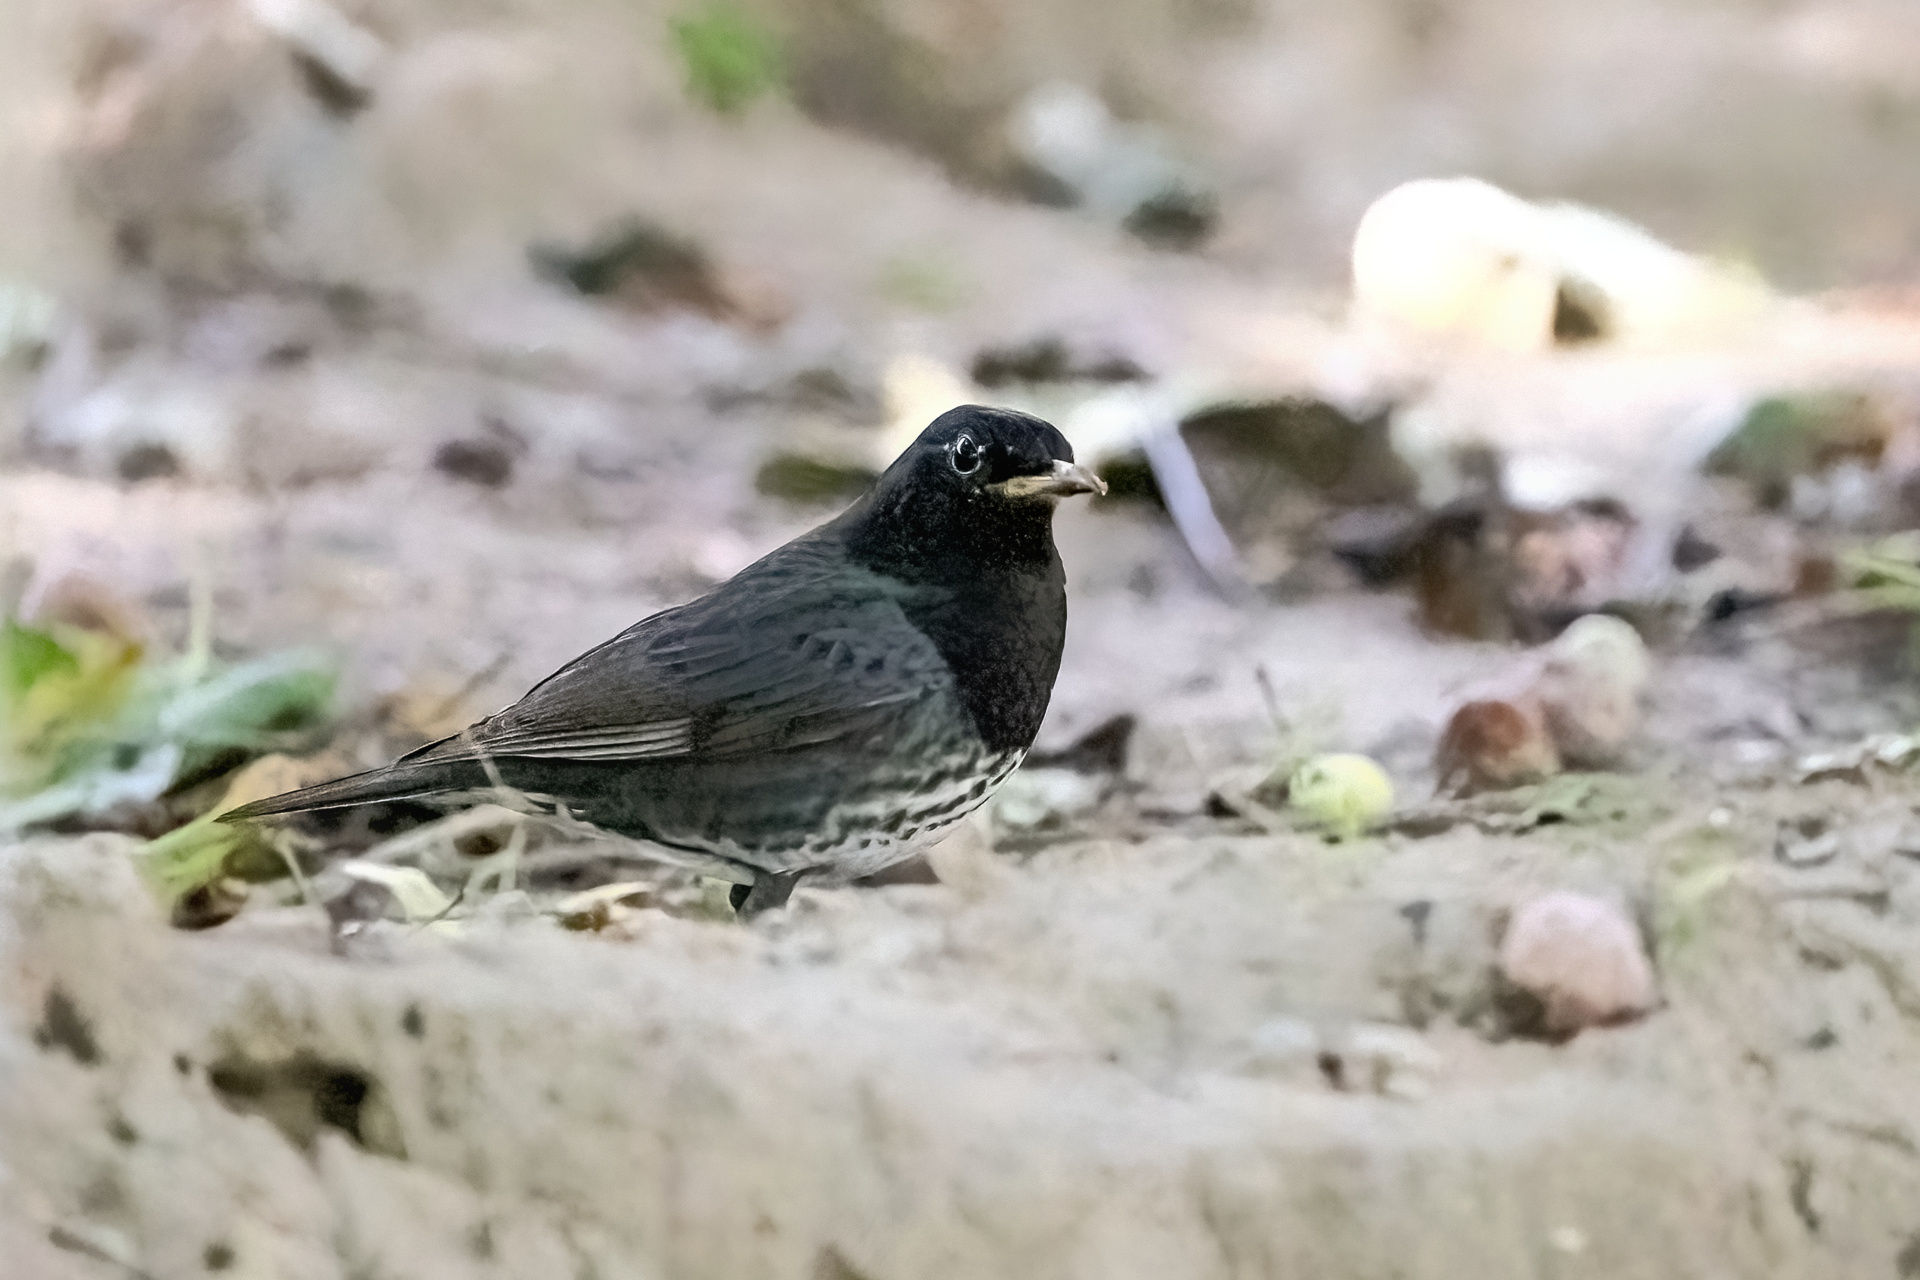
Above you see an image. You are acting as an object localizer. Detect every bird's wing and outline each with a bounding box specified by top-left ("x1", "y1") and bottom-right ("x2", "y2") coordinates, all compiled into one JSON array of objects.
[{"x1": 402, "y1": 547, "x2": 950, "y2": 767}]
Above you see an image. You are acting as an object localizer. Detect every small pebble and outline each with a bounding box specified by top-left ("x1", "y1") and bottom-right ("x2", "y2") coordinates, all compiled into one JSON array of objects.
[
  {"x1": 1549, "y1": 614, "x2": 1651, "y2": 691},
  {"x1": 1287, "y1": 753, "x2": 1395, "y2": 839},
  {"x1": 333, "y1": 862, "x2": 452, "y2": 925},
  {"x1": 1534, "y1": 614, "x2": 1649, "y2": 767},
  {"x1": 1434, "y1": 697, "x2": 1561, "y2": 796},
  {"x1": 1498, "y1": 890, "x2": 1657, "y2": 1035}
]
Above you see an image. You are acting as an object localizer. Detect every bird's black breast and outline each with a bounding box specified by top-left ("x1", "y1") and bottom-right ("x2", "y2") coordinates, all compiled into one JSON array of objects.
[
  {"x1": 878, "y1": 553, "x2": 1067, "y2": 755},
  {"x1": 833, "y1": 483, "x2": 1071, "y2": 756}
]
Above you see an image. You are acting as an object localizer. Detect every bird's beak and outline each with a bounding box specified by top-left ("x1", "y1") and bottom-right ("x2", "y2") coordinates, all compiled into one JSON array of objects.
[{"x1": 993, "y1": 459, "x2": 1109, "y2": 499}]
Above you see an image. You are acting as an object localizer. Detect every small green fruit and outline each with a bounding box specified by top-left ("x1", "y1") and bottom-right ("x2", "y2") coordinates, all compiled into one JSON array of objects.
[{"x1": 1288, "y1": 753, "x2": 1395, "y2": 839}]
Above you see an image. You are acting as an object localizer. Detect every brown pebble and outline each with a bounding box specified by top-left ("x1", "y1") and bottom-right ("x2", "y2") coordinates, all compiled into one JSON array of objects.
[{"x1": 1434, "y1": 697, "x2": 1561, "y2": 796}]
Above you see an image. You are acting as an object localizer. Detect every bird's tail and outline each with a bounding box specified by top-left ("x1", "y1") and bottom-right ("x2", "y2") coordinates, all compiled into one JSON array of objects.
[{"x1": 218, "y1": 759, "x2": 484, "y2": 823}]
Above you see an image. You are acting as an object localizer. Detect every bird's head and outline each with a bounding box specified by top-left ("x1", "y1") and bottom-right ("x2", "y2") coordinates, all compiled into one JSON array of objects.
[
  {"x1": 893, "y1": 404, "x2": 1106, "y2": 503},
  {"x1": 841, "y1": 405, "x2": 1106, "y2": 575}
]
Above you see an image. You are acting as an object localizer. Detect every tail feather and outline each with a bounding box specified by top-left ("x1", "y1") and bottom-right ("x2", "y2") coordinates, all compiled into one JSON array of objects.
[{"x1": 219, "y1": 760, "x2": 483, "y2": 823}]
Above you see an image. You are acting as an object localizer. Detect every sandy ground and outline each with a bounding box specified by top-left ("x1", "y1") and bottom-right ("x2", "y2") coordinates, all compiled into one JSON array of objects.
[
  {"x1": 6, "y1": 2, "x2": 1920, "y2": 1275},
  {"x1": 5, "y1": 750, "x2": 1920, "y2": 1278},
  {"x1": 9, "y1": 398, "x2": 1920, "y2": 1277}
]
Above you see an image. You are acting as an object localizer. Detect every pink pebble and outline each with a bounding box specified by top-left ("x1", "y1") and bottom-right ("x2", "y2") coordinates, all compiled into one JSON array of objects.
[{"x1": 1498, "y1": 890, "x2": 1657, "y2": 1034}]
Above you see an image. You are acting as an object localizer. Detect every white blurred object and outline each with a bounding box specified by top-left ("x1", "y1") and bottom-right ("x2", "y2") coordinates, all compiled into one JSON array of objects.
[
  {"x1": 1061, "y1": 379, "x2": 1245, "y2": 590},
  {"x1": 1351, "y1": 177, "x2": 1770, "y2": 351},
  {"x1": 1058, "y1": 376, "x2": 1220, "y2": 463},
  {"x1": 874, "y1": 352, "x2": 975, "y2": 464},
  {"x1": 1352, "y1": 179, "x2": 1555, "y2": 352},
  {"x1": 1790, "y1": 458, "x2": 1884, "y2": 530},
  {"x1": 247, "y1": 0, "x2": 386, "y2": 99},
  {"x1": 1009, "y1": 82, "x2": 1204, "y2": 225},
  {"x1": 1389, "y1": 364, "x2": 1752, "y2": 601},
  {"x1": 39, "y1": 359, "x2": 240, "y2": 478},
  {"x1": 1012, "y1": 83, "x2": 1113, "y2": 198},
  {"x1": 1536, "y1": 201, "x2": 1770, "y2": 346},
  {"x1": 1139, "y1": 425, "x2": 1243, "y2": 591},
  {"x1": 0, "y1": 282, "x2": 56, "y2": 360},
  {"x1": 991, "y1": 767, "x2": 1108, "y2": 830},
  {"x1": 1499, "y1": 453, "x2": 1619, "y2": 511}
]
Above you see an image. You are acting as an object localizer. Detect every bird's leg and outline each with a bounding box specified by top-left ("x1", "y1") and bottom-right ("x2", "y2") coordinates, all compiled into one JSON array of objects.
[{"x1": 730, "y1": 870, "x2": 805, "y2": 919}]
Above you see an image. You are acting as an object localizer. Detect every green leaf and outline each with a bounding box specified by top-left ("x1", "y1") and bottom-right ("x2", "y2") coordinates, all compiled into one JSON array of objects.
[
  {"x1": 2, "y1": 619, "x2": 77, "y2": 700},
  {"x1": 0, "y1": 744, "x2": 183, "y2": 833},
  {"x1": 157, "y1": 649, "x2": 335, "y2": 748},
  {"x1": 139, "y1": 811, "x2": 248, "y2": 902},
  {"x1": 2, "y1": 627, "x2": 143, "y2": 798},
  {"x1": 670, "y1": 4, "x2": 783, "y2": 114}
]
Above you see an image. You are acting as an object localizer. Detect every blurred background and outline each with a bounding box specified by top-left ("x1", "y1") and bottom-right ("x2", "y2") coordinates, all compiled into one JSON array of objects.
[{"x1": 5, "y1": 1, "x2": 1920, "y2": 1277}]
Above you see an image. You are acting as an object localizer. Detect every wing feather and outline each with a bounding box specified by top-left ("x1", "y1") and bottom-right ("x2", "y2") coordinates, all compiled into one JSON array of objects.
[{"x1": 404, "y1": 540, "x2": 951, "y2": 768}]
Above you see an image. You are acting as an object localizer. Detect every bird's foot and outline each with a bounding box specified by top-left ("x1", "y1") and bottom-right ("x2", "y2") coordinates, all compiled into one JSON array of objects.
[{"x1": 729, "y1": 870, "x2": 805, "y2": 919}]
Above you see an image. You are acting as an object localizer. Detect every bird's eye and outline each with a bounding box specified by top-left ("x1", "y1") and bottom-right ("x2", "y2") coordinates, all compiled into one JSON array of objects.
[{"x1": 950, "y1": 435, "x2": 981, "y2": 475}]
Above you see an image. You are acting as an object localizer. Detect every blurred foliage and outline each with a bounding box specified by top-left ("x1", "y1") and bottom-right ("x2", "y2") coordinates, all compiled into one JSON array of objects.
[
  {"x1": 0, "y1": 615, "x2": 335, "y2": 832},
  {"x1": 754, "y1": 453, "x2": 878, "y2": 504},
  {"x1": 141, "y1": 812, "x2": 252, "y2": 903},
  {"x1": 970, "y1": 337, "x2": 1147, "y2": 388},
  {"x1": 1837, "y1": 531, "x2": 1920, "y2": 672},
  {"x1": 1089, "y1": 451, "x2": 1164, "y2": 509},
  {"x1": 1653, "y1": 835, "x2": 1739, "y2": 968},
  {"x1": 1704, "y1": 392, "x2": 1889, "y2": 510},
  {"x1": 2, "y1": 620, "x2": 146, "y2": 804},
  {"x1": 140, "y1": 752, "x2": 347, "y2": 912},
  {"x1": 1181, "y1": 400, "x2": 1416, "y2": 507},
  {"x1": 875, "y1": 252, "x2": 969, "y2": 312},
  {"x1": 670, "y1": 3, "x2": 785, "y2": 114},
  {"x1": 1841, "y1": 531, "x2": 1920, "y2": 607},
  {"x1": 3, "y1": 618, "x2": 80, "y2": 697},
  {"x1": 531, "y1": 218, "x2": 734, "y2": 317}
]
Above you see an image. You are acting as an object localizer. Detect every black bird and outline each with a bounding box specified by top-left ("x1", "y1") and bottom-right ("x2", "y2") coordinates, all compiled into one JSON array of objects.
[{"x1": 223, "y1": 405, "x2": 1106, "y2": 915}]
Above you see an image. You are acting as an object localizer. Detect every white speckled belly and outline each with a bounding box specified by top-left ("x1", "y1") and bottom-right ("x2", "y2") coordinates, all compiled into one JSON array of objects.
[{"x1": 681, "y1": 747, "x2": 1026, "y2": 879}]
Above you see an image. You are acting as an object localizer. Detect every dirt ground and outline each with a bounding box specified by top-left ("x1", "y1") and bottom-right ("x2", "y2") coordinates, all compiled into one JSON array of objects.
[
  {"x1": 10, "y1": 388, "x2": 1920, "y2": 1277},
  {"x1": 7, "y1": 2, "x2": 1920, "y2": 1277},
  {"x1": 6, "y1": 702, "x2": 1920, "y2": 1280}
]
